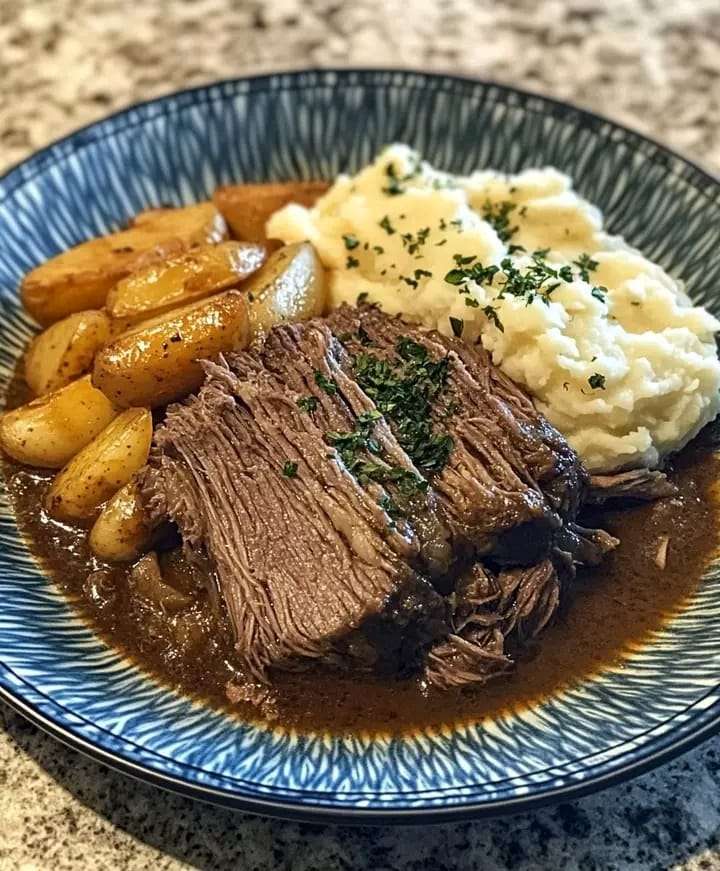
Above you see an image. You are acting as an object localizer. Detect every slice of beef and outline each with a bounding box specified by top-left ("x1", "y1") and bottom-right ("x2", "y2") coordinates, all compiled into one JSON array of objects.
[
  {"x1": 141, "y1": 304, "x2": 617, "y2": 691},
  {"x1": 327, "y1": 304, "x2": 588, "y2": 565},
  {"x1": 141, "y1": 334, "x2": 450, "y2": 682},
  {"x1": 252, "y1": 320, "x2": 455, "y2": 580},
  {"x1": 426, "y1": 559, "x2": 560, "y2": 689}
]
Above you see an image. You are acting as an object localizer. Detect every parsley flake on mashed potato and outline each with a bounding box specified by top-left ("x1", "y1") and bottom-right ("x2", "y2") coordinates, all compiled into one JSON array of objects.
[{"x1": 267, "y1": 144, "x2": 720, "y2": 473}]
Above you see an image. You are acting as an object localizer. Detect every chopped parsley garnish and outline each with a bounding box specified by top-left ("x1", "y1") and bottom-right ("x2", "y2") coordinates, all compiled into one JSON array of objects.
[
  {"x1": 453, "y1": 253, "x2": 476, "y2": 266},
  {"x1": 282, "y1": 461, "x2": 298, "y2": 478},
  {"x1": 400, "y1": 227, "x2": 431, "y2": 255},
  {"x1": 326, "y1": 410, "x2": 427, "y2": 499},
  {"x1": 401, "y1": 275, "x2": 418, "y2": 289},
  {"x1": 373, "y1": 245, "x2": 385, "y2": 254},
  {"x1": 379, "y1": 215, "x2": 396, "y2": 235},
  {"x1": 326, "y1": 410, "x2": 383, "y2": 462},
  {"x1": 346, "y1": 255, "x2": 359, "y2": 269},
  {"x1": 435, "y1": 238, "x2": 448, "y2": 246},
  {"x1": 444, "y1": 262, "x2": 499, "y2": 287},
  {"x1": 356, "y1": 291, "x2": 369, "y2": 305},
  {"x1": 296, "y1": 396, "x2": 318, "y2": 413},
  {"x1": 383, "y1": 164, "x2": 404, "y2": 196},
  {"x1": 414, "y1": 268, "x2": 432, "y2": 280},
  {"x1": 482, "y1": 200, "x2": 519, "y2": 243},
  {"x1": 449, "y1": 316, "x2": 464, "y2": 337},
  {"x1": 382, "y1": 157, "x2": 421, "y2": 196},
  {"x1": 588, "y1": 373, "x2": 606, "y2": 390},
  {"x1": 440, "y1": 246, "x2": 604, "y2": 318},
  {"x1": 573, "y1": 252, "x2": 599, "y2": 282},
  {"x1": 314, "y1": 371, "x2": 338, "y2": 395},
  {"x1": 439, "y1": 218, "x2": 448, "y2": 231},
  {"x1": 342, "y1": 233, "x2": 360, "y2": 250},
  {"x1": 358, "y1": 463, "x2": 428, "y2": 494},
  {"x1": 498, "y1": 251, "x2": 562, "y2": 300},
  {"x1": 378, "y1": 494, "x2": 402, "y2": 519},
  {"x1": 444, "y1": 268, "x2": 469, "y2": 286},
  {"x1": 508, "y1": 243, "x2": 526, "y2": 255},
  {"x1": 445, "y1": 248, "x2": 599, "y2": 309},
  {"x1": 352, "y1": 337, "x2": 455, "y2": 475},
  {"x1": 483, "y1": 305, "x2": 504, "y2": 332}
]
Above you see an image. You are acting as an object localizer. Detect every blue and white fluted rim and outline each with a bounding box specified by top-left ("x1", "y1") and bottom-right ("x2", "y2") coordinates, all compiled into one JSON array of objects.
[{"x1": 1, "y1": 68, "x2": 720, "y2": 823}]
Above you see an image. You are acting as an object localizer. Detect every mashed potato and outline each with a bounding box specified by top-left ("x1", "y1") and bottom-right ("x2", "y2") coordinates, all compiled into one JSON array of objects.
[{"x1": 267, "y1": 145, "x2": 720, "y2": 472}]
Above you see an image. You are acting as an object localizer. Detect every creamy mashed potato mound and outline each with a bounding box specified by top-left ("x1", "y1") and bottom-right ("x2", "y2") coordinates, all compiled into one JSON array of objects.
[{"x1": 267, "y1": 145, "x2": 720, "y2": 472}]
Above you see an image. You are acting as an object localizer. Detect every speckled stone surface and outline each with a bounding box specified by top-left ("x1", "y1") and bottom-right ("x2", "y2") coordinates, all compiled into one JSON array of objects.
[{"x1": 1, "y1": 1, "x2": 720, "y2": 868}]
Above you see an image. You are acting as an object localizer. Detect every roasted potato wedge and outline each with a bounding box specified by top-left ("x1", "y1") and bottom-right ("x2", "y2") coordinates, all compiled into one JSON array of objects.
[
  {"x1": 0, "y1": 376, "x2": 117, "y2": 469},
  {"x1": 93, "y1": 290, "x2": 250, "y2": 408},
  {"x1": 105, "y1": 241, "x2": 266, "y2": 324},
  {"x1": 21, "y1": 203, "x2": 227, "y2": 325},
  {"x1": 244, "y1": 242, "x2": 327, "y2": 336},
  {"x1": 25, "y1": 310, "x2": 111, "y2": 395},
  {"x1": 213, "y1": 181, "x2": 328, "y2": 243},
  {"x1": 46, "y1": 407, "x2": 152, "y2": 520},
  {"x1": 89, "y1": 480, "x2": 152, "y2": 562}
]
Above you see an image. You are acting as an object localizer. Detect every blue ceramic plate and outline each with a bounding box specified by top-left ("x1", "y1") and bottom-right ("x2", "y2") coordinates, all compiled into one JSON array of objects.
[{"x1": 2, "y1": 69, "x2": 720, "y2": 823}]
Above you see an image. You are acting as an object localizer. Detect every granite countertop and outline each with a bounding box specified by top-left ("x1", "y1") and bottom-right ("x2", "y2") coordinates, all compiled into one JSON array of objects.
[{"x1": 1, "y1": 1, "x2": 720, "y2": 868}]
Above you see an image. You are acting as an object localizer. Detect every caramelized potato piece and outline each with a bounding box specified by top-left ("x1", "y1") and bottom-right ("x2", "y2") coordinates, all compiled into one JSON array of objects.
[
  {"x1": 89, "y1": 480, "x2": 152, "y2": 562},
  {"x1": 25, "y1": 310, "x2": 111, "y2": 395},
  {"x1": 244, "y1": 242, "x2": 327, "y2": 337},
  {"x1": 213, "y1": 181, "x2": 328, "y2": 243},
  {"x1": 21, "y1": 203, "x2": 227, "y2": 325},
  {"x1": 93, "y1": 290, "x2": 250, "y2": 408},
  {"x1": 105, "y1": 241, "x2": 266, "y2": 323},
  {"x1": 0, "y1": 376, "x2": 116, "y2": 469},
  {"x1": 46, "y1": 407, "x2": 152, "y2": 520}
]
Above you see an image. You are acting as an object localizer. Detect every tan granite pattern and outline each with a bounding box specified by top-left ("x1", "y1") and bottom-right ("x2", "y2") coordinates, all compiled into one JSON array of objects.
[
  {"x1": 1, "y1": 1, "x2": 720, "y2": 868},
  {"x1": 1, "y1": 0, "x2": 720, "y2": 174}
]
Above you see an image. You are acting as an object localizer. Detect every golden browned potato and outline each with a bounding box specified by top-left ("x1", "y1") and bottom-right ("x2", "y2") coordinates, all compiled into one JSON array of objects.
[
  {"x1": 46, "y1": 407, "x2": 152, "y2": 520},
  {"x1": 24, "y1": 310, "x2": 111, "y2": 395},
  {"x1": 244, "y1": 242, "x2": 327, "y2": 337},
  {"x1": 0, "y1": 376, "x2": 117, "y2": 469},
  {"x1": 21, "y1": 203, "x2": 228, "y2": 325},
  {"x1": 105, "y1": 241, "x2": 266, "y2": 324},
  {"x1": 89, "y1": 480, "x2": 152, "y2": 562},
  {"x1": 93, "y1": 290, "x2": 250, "y2": 408},
  {"x1": 213, "y1": 181, "x2": 329, "y2": 243}
]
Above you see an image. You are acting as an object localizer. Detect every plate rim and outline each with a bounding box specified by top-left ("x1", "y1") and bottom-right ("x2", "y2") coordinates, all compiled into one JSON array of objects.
[{"x1": 1, "y1": 66, "x2": 720, "y2": 823}]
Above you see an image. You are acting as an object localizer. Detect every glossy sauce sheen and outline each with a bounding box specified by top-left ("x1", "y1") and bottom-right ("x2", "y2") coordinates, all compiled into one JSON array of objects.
[{"x1": 3, "y1": 413, "x2": 719, "y2": 736}]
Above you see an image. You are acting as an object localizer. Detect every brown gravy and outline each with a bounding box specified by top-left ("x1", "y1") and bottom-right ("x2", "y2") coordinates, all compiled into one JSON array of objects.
[{"x1": 3, "y1": 409, "x2": 719, "y2": 736}]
